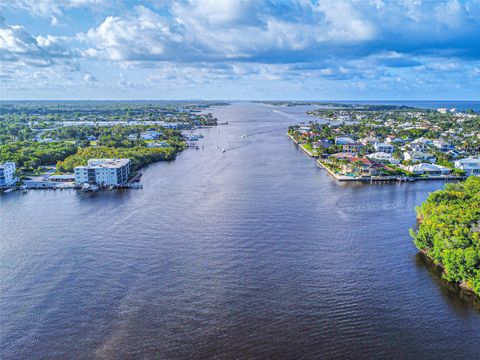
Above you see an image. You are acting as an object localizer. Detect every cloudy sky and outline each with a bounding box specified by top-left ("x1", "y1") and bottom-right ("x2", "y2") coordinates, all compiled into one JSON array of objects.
[{"x1": 1, "y1": 0, "x2": 479, "y2": 100}]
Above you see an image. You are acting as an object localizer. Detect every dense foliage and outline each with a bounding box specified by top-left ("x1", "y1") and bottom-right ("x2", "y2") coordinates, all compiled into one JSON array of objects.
[
  {"x1": 56, "y1": 144, "x2": 186, "y2": 173},
  {"x1": 0, "y1": 101, "x2": 221, "y2": 175},
  {"x1": 0, "y1": 141, "x2": 78, "y2": 170},
  {"x1": 410, "y1": 177, "x2": 480, "y2": 296}
]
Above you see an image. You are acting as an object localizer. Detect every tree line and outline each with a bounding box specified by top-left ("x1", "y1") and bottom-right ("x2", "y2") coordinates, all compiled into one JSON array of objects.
[{"x1": 410, "y1": 176, "x2": 480, "y2": 296}]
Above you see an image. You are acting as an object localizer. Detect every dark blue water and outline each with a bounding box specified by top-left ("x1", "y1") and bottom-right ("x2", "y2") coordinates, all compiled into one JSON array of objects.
[{"x1": 1, "y1": 103, "x2": 479, "y2": 359}]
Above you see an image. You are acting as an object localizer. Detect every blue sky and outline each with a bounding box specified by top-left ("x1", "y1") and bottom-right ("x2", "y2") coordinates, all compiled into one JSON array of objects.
[{"x1": 1, "y1": 0, "x2": 479, "y2": 100}]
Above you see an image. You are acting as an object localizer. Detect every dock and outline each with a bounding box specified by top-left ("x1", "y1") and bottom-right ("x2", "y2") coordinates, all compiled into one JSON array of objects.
[{"x1": 316, "y1": 159, "x2": 466, "y2": 183}]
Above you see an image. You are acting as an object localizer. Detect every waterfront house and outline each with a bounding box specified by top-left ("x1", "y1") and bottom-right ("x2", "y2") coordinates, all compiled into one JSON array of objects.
[
  {"x1": 374, "y1": 142, "x2": 394, "y2": 154},
  {"x1": 313, "y1": 139, "x2": 333, "y2": 149},
  {"x1": 340, "y1": 157, "x2": 389, "y2": 176},
  {"x1": 406, "y1": 163, "x2": 451, "y2": 176},
  {"x1": 454, "y1": 157, "x2": 480, "y2": 176},
  {"x1": 329, "y1": 152, "x2": 354, "y2": 160},
  {"x1": 403, "y1": 151, "x2": 436, "y2": 164},
  {"x1": 140, "y1": 131, "x2": 161, "y2": 140},
  {"x1": 0, "y1": 162, "x2": 18, "y2": 186},
  {"x1": 366, "y1": 152, "x2": 399, "y2": 164},
  {"x1": 74, "y1": 158, "x2": 131, "y2": 186}
]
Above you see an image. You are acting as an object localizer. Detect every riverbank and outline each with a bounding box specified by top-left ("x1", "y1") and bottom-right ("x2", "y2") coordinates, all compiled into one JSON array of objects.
[
  {"x1": 316, "y1": 158, "x2": 466, "y2": 182},
  {"x1": 287, "y1": 133, "x2": 318, "y2": 157},
  {"x1": 411, "y1": 176, "x2": 480, "y2": 299},
  {"x1": 2, "y1": 102, "x2": 480, "y2": 359},
  {"x1": 288, "y1": 133, "x2": 468, "y2": 183},
  {"x1": 417, "y1": 251, "x2": 480, "y2": 307}
]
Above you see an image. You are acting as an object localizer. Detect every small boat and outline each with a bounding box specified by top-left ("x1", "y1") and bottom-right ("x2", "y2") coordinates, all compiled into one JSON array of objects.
[
  {"x1": 222, "y1": 148, "x2": 226, "y2": 153},
  {"x1": 241, "y1": 135, "x2": 246, "y2": 138},
  {"x1": 81, "y1": 183, "x2": 99, "y2": 192}
]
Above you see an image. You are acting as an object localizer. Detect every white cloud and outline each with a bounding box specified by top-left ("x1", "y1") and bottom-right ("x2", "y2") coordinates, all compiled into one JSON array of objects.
[
  {"x1": 78, "y1": 6, "x2": 183, "y2": 61},
  {"x1": 2, "y1": 0, "x2": 480, "y2": 98},
  {"x1": 0, "y1": 25, "x2": 73, "y2": 66}
]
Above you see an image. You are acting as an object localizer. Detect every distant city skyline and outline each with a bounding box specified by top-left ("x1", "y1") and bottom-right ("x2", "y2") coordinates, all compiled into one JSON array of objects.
[{"x1": 1, "y1": 0, "x2": 480, "y2": 100}]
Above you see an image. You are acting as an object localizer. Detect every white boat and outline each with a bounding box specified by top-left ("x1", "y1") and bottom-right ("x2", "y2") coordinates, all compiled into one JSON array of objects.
[
  {"x1": 222, "y1": 148, "x2": 226, "y2": 153},
  {"x1": 81, "y1": 183, "x2": 99, "y2": 192}
]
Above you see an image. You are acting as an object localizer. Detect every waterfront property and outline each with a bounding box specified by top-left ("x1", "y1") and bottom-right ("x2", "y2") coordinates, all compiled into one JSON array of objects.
[
  {"x1": 287, "y1": 103, "x2": 479, "y2": 182},
  {"x1": 140, "y1": 130, "x2": 162, "y2": 140},
  {"x1": 405, "y1": 163, "x2": 451, "y2": 176},
  {"x1": 0, "y1": 162, "x2": 18, "y2": 186},
  {"x1": 403, "y1": 151, "x2": 437, "y2": 164},
  {"x1": 74, "y1": 158, "x2": 131, "y2": 186},
  {"x1": 366, "y1": 152, "x2": 399, "y2": 164},
  {"x1": 454, "y1": 157, "x2": 480, "y2": 176}
]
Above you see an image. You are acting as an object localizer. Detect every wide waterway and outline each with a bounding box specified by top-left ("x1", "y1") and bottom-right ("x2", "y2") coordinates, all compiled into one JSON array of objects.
[{"x1": 1, "y1": 103, "x2": 479, "y2": 359}]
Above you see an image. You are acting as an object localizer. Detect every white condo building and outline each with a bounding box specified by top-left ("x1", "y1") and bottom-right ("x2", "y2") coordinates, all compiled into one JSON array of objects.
[
  {"x1": 74, "y1": 159, "x2": 131, "y2": 186},
  {"x1": 0, "y1": 162, "x2": 18, "y2": 186}
]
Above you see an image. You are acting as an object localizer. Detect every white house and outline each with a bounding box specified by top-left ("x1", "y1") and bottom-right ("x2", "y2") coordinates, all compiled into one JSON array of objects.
[
  {"x1": 407, "y1": 163, "x2": 451, "y2": 176},
  {"x1": 140, "y1": 131, "x2": 162, "y2": 140},
  {"x1": 374, "y1": 142, "x2": 395, "y2": 154},
  {"x1": 312, "y1": 139, "x2": 333, "y2": 149},
  {"x1": 0, "y1": 162, "x2": 18, "y2": 186},
  {"x1": 454, "y1": 157, "x2": 480, "y2": 176},
  {"x1": 403, "y1": 151, "x2": 436, "y2": 164},
  {"x1": 74, "y1": 159, "x2": 131, "y2": 186},
  {"x1": 408, "y1": 138, "x2": 433, "y2": 151},
  {"x1": 366, "y1": 152, "x2": 399, "y2": 164},
  {"x1": 335, "y1": 136, "x2": 355, "y2": 145},
  {"x1": 433, "y1": 139, "x2": 453, "y2": 152}
]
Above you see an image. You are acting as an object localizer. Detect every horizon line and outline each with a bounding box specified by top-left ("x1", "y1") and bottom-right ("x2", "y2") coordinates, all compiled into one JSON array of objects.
[{"x1": 0, "y1": 99, "x2": 478, "y2": 102}]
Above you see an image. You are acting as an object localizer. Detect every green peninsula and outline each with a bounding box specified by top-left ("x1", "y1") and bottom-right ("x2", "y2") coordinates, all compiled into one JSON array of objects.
[{"x1": 411, "y1": 176, "x2": 480, "y2": 297}]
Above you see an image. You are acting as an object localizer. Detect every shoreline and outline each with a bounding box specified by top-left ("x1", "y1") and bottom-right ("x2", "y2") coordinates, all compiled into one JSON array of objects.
[
  {"x1": 418, "y1": 250, "x2": 480, "y2": 304},
  {"x1": 288, "y1": 133, "x2": 467, "y2": 183},
  {"x1": 1, "y1": 146, "x2": 191, "y2": 194}
]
